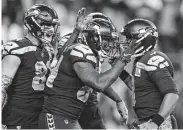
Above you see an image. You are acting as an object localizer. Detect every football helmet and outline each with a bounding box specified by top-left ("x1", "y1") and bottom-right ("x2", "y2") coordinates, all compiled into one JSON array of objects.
[
  {"x1": 24, "y1": 4, "x2": 60, "y2": 44},
  {"x1": 81, "y1": 12, "x2": 119, "y2": 57},
  {"x1": 120, "y1": 19, "x2": 158, "y2": 57}
]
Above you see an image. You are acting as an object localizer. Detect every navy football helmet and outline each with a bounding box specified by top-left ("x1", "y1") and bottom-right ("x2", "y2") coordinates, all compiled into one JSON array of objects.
[
  {"x1": 81, "y1": 12, "x2": 119, "y2": 57},
  {"x1": 24, "y1": 4, "x2": 60, "y2": 44},
  {"x1": 120, "y1": 19, "x2": 158, "y2": 57}
]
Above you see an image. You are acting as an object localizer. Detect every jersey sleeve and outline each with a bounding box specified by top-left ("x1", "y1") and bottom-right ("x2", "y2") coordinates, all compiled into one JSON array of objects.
[
  {"x1": 136, "y1": 52, "x2": 177, "y2": 95},
  {"x1": 69, "y1": 44, "x2": 97, "y2": 67},
  {"x1": 2, "y1": 39, "x2": 38, "y2": 61},
  {"x1": 139, "y1": 53, "x2": 177, "y2": 95},
  {"x1": 2, "y1": 41, "x2": 23, "y2": 60},
  {"x1": 148, "y1": 67, "x2": 178, "y2": 95}
]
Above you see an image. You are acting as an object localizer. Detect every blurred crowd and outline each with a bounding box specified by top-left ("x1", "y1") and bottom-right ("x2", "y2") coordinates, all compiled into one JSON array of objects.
[{"x1": 2, "y1": 0, "x2": 183, "y2": 128}]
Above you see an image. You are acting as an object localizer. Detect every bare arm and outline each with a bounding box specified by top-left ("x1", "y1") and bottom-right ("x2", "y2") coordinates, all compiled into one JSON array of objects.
[
  {"x1": 2, "y1": 55, "x2": 21, "y2": 109},
  {"x1": 158, "y1": 93, "x2": 179, "y2": 119},
  {"x1": 73, "y1": 60, "x2": 126, "y2": 92},
  {"x1": 148, "y1": 67, "x2": 179, "y2": 126},
  {"x1": 103, "y1": 86, "x2": 122, "y2": 103},
  {"x1": 66, "y1": 29, "x2": 80, "y2": 47}
]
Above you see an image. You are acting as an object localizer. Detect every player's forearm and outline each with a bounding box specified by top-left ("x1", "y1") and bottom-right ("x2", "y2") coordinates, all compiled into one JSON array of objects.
[
  {"x1": 74, "y1": 61, "x2": 126, "y2": 92},
  {"x1": 2, "y1": 88, "x2": 8, "y2": 109},
  {"x1": 66, "y1": 28, "x2": 80, "y2": 47},
  {"x1": 103, "y1": 86, "x2": 122, "y2": 103},
  {"x1": 158, "y1": 93, "x2": 179, "y2": 119},
  {"x1": 1, "y1": 75, "x2": 13, "y2": 109},
  {"x1": 95, "y1": 60, "x2": 126, "y2": 91}
]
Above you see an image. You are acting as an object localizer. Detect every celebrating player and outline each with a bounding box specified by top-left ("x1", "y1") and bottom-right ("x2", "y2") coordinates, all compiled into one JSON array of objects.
[
  {"x1": 120, "y1": 19, "x2": 179, "y2": 129},
  {"x1": 2, "y1": 4, "x2": 60, "y2": 129},
  {"x1": 38, "y1": 11, "x2": 138, "y2": 129}
]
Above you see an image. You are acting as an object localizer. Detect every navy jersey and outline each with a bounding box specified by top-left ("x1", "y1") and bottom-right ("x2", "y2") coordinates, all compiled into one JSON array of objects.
[
  {"x1": 2, "y1": 38, "x2": 52, "y2": 126},
  {"x1": 43, "y1": 43, "x2": 97, "y2": 120},
  {"x1": 132, "y1": 50, "x2": 178, "y2": 120}
]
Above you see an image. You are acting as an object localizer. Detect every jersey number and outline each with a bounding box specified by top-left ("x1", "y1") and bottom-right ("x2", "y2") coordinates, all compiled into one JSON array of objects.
[
  {"x1": 46, "y1": 55, "x2": 63, "y2": 88},
  {"x1": 32, "y1": 61, "x2": 47, "y2": 91},
  {"x1": 77, "y1": 86, "x2": 92, "y2": 103}
]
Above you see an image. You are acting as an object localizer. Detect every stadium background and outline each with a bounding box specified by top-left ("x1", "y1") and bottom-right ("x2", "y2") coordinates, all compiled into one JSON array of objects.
[{"x1": 2, "y1": 0, "x2": 183, "y2": 128}]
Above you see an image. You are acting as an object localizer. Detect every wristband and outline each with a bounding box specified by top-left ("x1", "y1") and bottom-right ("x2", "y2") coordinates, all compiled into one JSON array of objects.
[
  {"x1": 152, "y1": 114, "x2": 164, "y2": 126},
  {"x1": 120, "y1": 70, "x2": 130, "y2": 81}
]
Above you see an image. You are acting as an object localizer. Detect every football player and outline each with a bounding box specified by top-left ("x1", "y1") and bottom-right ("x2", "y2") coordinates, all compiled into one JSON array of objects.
[
  {"x1": 38, "y1": 13, "x2": 138, "y2": 129},
  {"x1": 120, "y1": 19, "x2": 179, "y2": 129},
  {"x1": 56, "y1": 36, "x2": 127, "y2": 129},
  {"x1": 77, "y1": 13, "x2": 129, "y2": 129},
  {"x1": 56, "y1": 13, "x2": 129, "y2": 129},
  {"x1": 1, "y1": 4, "x2": 60, "y2": 129}
]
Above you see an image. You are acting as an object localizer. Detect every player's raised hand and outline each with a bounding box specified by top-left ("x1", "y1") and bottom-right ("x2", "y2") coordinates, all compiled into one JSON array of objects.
[
  {"x1": 75, "y1": 7, "x2": 92, "y2": 31},
  {"x1": 108, "y1": 57, "x2": 118, "y2": 67},
  {"x1": 116, "y1": 101, "x2": 128, "y2": 125},
  {"x1": 119, "y1": 39, "x2": 139, "y2": 63}
]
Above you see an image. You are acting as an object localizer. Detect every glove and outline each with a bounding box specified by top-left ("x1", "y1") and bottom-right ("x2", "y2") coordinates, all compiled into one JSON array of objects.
[
  {"x1": 138, "y1": 120, "x2": 158, "y2": 130},
  {"x1": 108, "y1": 57, "x2": 118, "y2": 67},
  {"x1": 119, "y1": 39, "x2": 141, "y2": 64},
  {"x1": 116, "y1": 101, "x2": 128, "y2": 125},
  {"x1": 108, "y1": 39, "x2": 141, "y2": 66},
  {"x1": 127, "y1": 120, "x2": 140, "y2": 129},
  {"x1": 75, "y1": 7, "x2": 92, "y2": 31}
]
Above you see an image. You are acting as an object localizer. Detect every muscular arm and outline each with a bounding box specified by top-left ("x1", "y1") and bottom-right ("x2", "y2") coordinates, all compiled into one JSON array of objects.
[
  {"x1": 158, "y1": 93, "x2": 179, "y2": 119},
  {"x1": 103, "y1": 86, "x2": 122, "y2": 103},
  {"x1": 74, "y1": 60, "x2": 126, "y2": 92},
  {"x1": 2, "y1": 55, "x2": 21, "y2": 109},
  {"x1": 66, "y1": 28, "x2": 80, "y2": 48},
  {"x1": 150, "y1": 68, "x2": 179, "y2": 120}
]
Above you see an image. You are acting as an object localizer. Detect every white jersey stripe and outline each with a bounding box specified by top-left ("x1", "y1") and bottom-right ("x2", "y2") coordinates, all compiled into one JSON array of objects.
[{"x1": 11, "y1": 46, "x2": 37, "y2": 54}]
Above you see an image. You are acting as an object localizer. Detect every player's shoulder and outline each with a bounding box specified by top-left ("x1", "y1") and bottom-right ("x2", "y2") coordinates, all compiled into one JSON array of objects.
[
  {"x1": 70, "y1": 43, "x2": 94, "y2": 56},
  {"x1": 3, "y1": 38, "x2": 37, "y2": 55},
  {"x1": 136, "y1": 50, "x2": 172, "y2": 71},
  {"x1": 70, "y1": 43, "x2": 97, "y2": 63}
]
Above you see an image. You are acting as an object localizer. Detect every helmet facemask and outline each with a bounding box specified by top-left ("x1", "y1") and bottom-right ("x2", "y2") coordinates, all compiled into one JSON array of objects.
[
  {"x1": 82, "y1": 19, "x2": 120, "y2": 58},
  {"x1": 99, "y1": 32, "x2": 120, "y2": 58},
  {"x1": 24, "y1": 4, "x2": 60, "y2": 47},
  {"x1": 120, "y1": 19, "x2": 158, "y2": 58},
  {"x1": 36, "y1": 17, "x2": 60, "y2": 45}
]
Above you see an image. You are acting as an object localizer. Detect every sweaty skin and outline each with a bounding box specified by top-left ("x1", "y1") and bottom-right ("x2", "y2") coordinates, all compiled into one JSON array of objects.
[{"x1": 73, "y1": 60, "x2": 126, "y2": 92}]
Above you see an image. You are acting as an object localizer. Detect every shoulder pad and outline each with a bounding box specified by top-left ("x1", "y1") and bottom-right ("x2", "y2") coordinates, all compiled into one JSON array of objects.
[
  {"x1": 70, "y1": 43, "x2": 96, "y2": 63},
  {"x1": 137, "y1": 51, "x2": 170, "y2": 71},
  {"x1": 3, "y1": 40, "x2": 37, "y2": 55},
  {"x1": 3, "y1": 41, "x2": 19, "y2": 55}
]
